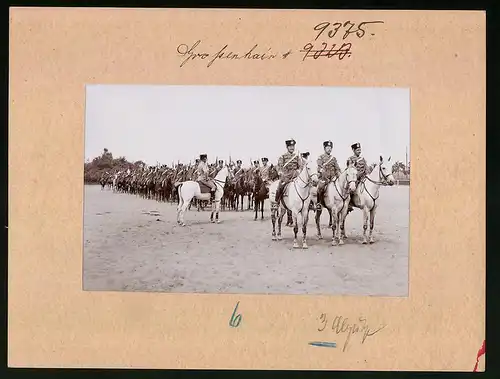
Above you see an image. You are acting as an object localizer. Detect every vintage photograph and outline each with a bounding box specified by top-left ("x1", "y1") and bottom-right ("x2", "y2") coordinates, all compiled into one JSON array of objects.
[{"x1": 83, "y1": 85, "x2": 410, "y2": 296}]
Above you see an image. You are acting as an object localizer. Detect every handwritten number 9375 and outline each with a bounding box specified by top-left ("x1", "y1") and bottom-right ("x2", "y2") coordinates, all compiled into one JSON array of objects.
[{"x1": 313, "y1": 20, "x2": 384, "y2": 41}]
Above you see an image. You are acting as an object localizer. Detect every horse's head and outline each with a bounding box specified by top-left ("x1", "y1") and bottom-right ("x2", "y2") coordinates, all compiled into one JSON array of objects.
[
  {"x1": 345, "y1": 160, "x2": 358, "y2": 193},
  {"x1": 378, "y1": 155, "x2": 395, "y2": 186},
  {"x1": 303, "y1": 159, "x2": 319, "y2": 186}
]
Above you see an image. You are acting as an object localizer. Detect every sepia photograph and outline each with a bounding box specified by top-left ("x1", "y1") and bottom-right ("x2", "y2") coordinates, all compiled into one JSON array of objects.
[{"x1": 83, "y1": 85, "x2": 410, "y2": 296}]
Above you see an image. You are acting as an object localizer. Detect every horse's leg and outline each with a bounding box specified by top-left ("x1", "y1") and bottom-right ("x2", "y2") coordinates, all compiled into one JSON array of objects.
[
  {"x1": 210, "y1": 198, "x2": 215, "y2": 223},
  {"x1": 368, "y1": 206, "x2": 377, "y2": 243},
  {"x1": 261, "y1": 199, "x2": 264, "y2": 220},
  {"x1": 293, "y1": 211, "x2": 300, "y2": 249},
  {"x1": 277, "y1": 206, "x2": 286, "y2": 240},
  {"x1": 215, "y1": 199, "x2": 221, "y2": 223},
  {"x1": 362, "y1": 206, "x2": 370, "y2": 244},
  {"x1": 338, "y1": 203, "x2": 349, "y2": 245},
  {"x1": 331, "y1": 208, "x2": 339, "y2": 246},
  {"x1": 271, "y1": 203, "x2": 278, "y2": 240},
  {"x1": 315, "y1": 203, "x2": 323, "y2": 239},
  {"x1": 302, "y1": 210, "x2": 309, "y2": 249},
  {"x1": 179, "y1": 195, "x2": 191, "y2": 227},
  {"x1": 254, "y1": 197, "x2": 258, "y2": 220},
  {"x1": 341, "y1": 210, "x2": 347, "y2": 239},
  {"x1": 176, "y1": 188, "x2": 183, "y2": 224}
]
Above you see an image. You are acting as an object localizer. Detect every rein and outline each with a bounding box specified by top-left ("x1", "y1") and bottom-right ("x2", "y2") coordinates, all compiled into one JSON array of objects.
[
  {"x1": 292, "y1": 164, "x2": 318, "y2": 212},
  {"x1": 361, "y1": 164, "x2": 392, "y2": 211},
  {"x1": 211, "y1": 169, "x2": 231, "y2": 203}
]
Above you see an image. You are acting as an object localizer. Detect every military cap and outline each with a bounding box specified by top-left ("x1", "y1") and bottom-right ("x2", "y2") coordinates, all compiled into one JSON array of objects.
[
  {"x1": 351, "y1": 143, "x2": 361, "y2": 150},
  {"x1": 200, "y1": 154, "x2": 207, "y2": 159},
  {"x1": 285, "y1": 139, "x2": 296, "y2": 147},
  {"x1": 261, "y1": 157, "x2": 268, "y2": 162},
  {"x1": 323, "y1": 140, "x2": 333, "y2": 148},
  {"x1": 301, "y1": 152, "x2": 310, "y2": 158},
  {"x1": 253, "y1": 160, "x2": 259, "y2": 164},
  {"x1": 236, "y1": 160, "x2": 242, "y2": 164}
]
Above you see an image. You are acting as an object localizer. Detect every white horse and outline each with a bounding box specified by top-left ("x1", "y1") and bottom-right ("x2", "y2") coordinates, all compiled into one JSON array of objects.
[
  {"x1": 344, "y1": 155, "x2": 395, "y2": 244},
  {"x1": 315, "y1": 161, "x2": 358, "y2": 245},
  {"x1": 175, "y1": 166, "x2": 233, "y2": 226},
  {"x1": 269, "y1": 160, "x2": 319, "y2": 249}
]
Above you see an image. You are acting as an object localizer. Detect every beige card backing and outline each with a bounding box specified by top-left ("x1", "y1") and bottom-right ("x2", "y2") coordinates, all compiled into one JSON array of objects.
[{"x1": 9, "y1": 8, "x2": 485, "y2": 370}]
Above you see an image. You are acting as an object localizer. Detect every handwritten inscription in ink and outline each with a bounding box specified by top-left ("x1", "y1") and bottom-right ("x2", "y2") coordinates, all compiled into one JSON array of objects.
[
  {"x1": 300, "y1": 20, "x2": 384, "y2": 61},
  {"x1": 317, "y1": 313, "x2": 386, "y2": 352},
  {"x1": 229, "y1": 301, "x2": 242, "y2": 328},
  {"x1": 175, "y1": 20, "x2": 384, "y2": 67},
  {"x1": 177, "y1": 40, "x2": 292, "y2": 68}
]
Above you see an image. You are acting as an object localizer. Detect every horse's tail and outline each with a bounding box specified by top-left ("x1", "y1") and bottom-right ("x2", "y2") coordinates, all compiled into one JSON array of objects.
[{"x1": 176, "y1": 183, "x2": 183, "y2": 208}]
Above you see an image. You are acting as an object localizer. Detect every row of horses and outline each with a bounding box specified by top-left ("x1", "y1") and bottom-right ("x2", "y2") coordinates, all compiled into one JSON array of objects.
[
  {"x1": 100, "y1": 166, "x2": 275, "y2": 213},
  {"x1": 174, "y1": 155, "x2": 396, "y2": 249}
]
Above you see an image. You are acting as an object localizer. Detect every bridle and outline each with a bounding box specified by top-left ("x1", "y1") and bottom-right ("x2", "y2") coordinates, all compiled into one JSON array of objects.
[
  {"x1": 333, "y1": 167, "x2": 357, "y2": 201},
  {"x1": 365, "y1": 164, "x2": 393, "y2": 186},
  {"x1": 294, "y1": 162, "x2": 318, "y2": 210},
  {"x1": 362, "y1": 163, "x2": 393, "y2": 211}
]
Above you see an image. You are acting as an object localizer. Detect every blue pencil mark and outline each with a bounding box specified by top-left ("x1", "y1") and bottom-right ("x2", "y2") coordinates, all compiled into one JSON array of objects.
[{"x1": 308, "y1": 341, "x2": 337, "y2": 348}]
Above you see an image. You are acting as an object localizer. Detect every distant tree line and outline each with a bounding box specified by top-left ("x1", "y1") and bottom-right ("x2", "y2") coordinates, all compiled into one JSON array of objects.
[{"x1": 84, "y1": 148, "x2": 146, "y2": 184}]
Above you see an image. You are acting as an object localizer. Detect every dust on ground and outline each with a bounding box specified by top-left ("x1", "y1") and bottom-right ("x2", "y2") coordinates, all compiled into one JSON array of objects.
[{"x1": 83, "y1": 185, "x2": 409, "y2": 296}]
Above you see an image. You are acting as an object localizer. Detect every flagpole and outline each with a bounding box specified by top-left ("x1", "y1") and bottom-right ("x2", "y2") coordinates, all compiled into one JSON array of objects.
[{"x1": 405, "y1": 146, "x2": 408, "y2": 174}]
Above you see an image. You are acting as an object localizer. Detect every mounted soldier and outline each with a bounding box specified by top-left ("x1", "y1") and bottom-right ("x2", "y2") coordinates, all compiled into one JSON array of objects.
[
  {"x1": 260, "y1": 157, "x2": 270, "y2": 185},
  {"x1": 275, "y1": 138, "x2": 303, "y2": 203},
  {"x1": 196, "y1": 154, "x2": 216, "y2": 201},
  {"x1": 316, "y1": 140, "x2": 341, "y2": 206},
  {"x1": 233, "y1": 160, "x2": 244, "y2": 179},
  {"x1": 252, "y1": 160, "x2": 260, "y2": 173},
  {"x1": 347, "y1": 142, "x2": 368, "y2": 212},
  {"x1": 214, "y1": 159, "x2": 224, "y2": 176},
  {"x1": 175, "y1": 163, "x2": 185, "y2": 182}
]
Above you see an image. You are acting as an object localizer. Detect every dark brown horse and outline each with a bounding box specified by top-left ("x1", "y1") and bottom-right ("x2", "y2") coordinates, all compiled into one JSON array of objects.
[
  {"x1": 234, "y1": 174, "x2": 247, "y2": 211},
  {"x1": 253, "y1": 174, "x2": 268, "y2": 220}
]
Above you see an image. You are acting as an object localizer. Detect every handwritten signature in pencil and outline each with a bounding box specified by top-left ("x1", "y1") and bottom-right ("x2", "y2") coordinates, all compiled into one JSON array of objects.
[{"x1": 317, "y1": 313, "x2": 386, "y2": 352}]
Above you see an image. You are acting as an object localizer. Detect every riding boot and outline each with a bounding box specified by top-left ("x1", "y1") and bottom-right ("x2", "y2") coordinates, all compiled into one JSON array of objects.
[
  {"x1": 275, "y1": 181, "x2": 283, "y2": 202},
  {"x1": 210, "y1": 190, "x2": 215, "y2": 202},
  {"x1": 317, "y1": 182, "x2": 325, "y2": 205}
]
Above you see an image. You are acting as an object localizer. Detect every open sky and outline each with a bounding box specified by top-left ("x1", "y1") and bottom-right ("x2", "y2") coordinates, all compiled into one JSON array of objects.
[{"x1": 85, "y1": 85, "x2": 410, "y2": 167}]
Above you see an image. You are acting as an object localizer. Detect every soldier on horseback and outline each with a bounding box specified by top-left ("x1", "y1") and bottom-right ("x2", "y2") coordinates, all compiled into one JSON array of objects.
[
  {"x1": 175, "y1": 163, "x2": 185, "y2": 182},
  {"x1": 252, "y1": 160, "x2": 260, "y2": 173},
  {"x1": 275, "y1": 138, "x2": 303, "y2": 203},
  {"x1": 233, "y1": 160, "x2": 244, "y2": 178},
  {"x1": 316, "y1": 140, "x2": 341, "y2": 206},
  {"x1": 260, "y1": 157, "x2": 270, "y2": 185},
  {"x1": 347, "y1": 142, "x2": 368, "y2": 213},
  {"x1": 196, "y1": 154, "x2": 216, "y2": 201},
  {"x1": 214, "y1": 160, "x2": 224, "y2": 176}
]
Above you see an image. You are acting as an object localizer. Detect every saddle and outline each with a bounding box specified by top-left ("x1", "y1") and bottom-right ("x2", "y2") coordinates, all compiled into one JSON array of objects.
[{"x1": 197, "y1": 181, "x2": 213, "y2": 194}]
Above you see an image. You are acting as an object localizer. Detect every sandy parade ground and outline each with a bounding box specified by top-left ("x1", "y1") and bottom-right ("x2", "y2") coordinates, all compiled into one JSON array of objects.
[{"x1": 83, "y1": 184, "x2": 409, "y2": 296}]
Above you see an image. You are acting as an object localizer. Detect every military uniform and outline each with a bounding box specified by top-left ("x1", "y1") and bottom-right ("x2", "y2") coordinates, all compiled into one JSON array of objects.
[
  {"x1": 316, "y1": 141, "x2": 341, "y2": 204},
  {"x1": 347, "y1": 143, "x2": 367, "y2": 213},
  {"x1": 260, "y1": 158, "x2": 270, "y2": 184},
  {"x1": 275, "y1": 139, "x2": 303, "y2": 202},
  {"x1": 213, "y1": 160, "x2": 224, "y2": 176},
  {"x1": 233, "y1": 161, "x2": 244, "y2": 179},
  {"x1": 196, "y1": 154, "x2": 216, "y2": 200},
  {"x1": 250, "y1": 161, "x2": 260, "y2": 179},
  {"x1": 347, "y1": 143, "x2": 367, "y2": 182}
]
